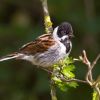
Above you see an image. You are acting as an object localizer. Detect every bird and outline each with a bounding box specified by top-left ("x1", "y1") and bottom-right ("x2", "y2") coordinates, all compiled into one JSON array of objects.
[{"x1": 0, "y1": 22, "x2": 74, "y2": 68}]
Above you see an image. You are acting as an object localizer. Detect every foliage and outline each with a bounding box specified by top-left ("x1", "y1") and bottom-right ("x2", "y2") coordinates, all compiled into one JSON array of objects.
[{"x1": 51, "y1": 57, "x2": 78, "y2": 91}]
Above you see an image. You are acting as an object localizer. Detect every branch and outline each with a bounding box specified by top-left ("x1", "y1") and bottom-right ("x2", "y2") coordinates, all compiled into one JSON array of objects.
[
  {"x1": 50, "y1": 80, "x2": 57, "y2": 100},
  {"x1": 58, "y1": 76, "x2": 88, "y2": 84},
  {"x1": 40, "y1": 0, "x2": 57, "y2": 100},
  {"x1": 80, "y1": 50, "x2": 100, "y2": 99},
  {"x1": 81, "y1": 50, "x2": 93, "y2": 85},
  {"x1": 41, "y1": 0, "x2": 49, "y2": 15},
  {"x1": 91, "y1": 54, "x2": 100, "y2": 69},
  {"x1": 40, "y1": 0, "x2": 53, "y2": 34}
]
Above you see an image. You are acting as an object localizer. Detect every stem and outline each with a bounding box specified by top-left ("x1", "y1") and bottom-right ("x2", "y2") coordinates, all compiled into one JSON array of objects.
[
  {"x1": 41, "y1": 0, "x2": 49, "y2": 16},
  {"x1": 40, "y1": 0, "x2": 53, "y2": 34},
  {"x1": 93, "y1": 85, "x2": 100, "y2": 100},
  {"x1": 40, "y1": 1, "x2": 56, "y2": 99},
  {"x1": 82, "y1": 50, "x2": 93, "y2": 85},
  {"x1": 59, "y1": 76, "x2": 88, "y2": 84},
  {"x1": 50, "y1": 80, "x2": 57, "y2": 100},
  {"x1": 91, "y1": 54, "x2": 100, "y2": 69},
  {"x1": 93, "y1": 89, "x2": 100, "y2": 100}
]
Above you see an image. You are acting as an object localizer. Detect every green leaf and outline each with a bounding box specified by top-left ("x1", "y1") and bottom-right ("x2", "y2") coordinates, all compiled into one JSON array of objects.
[
  {"x1": 52, "y1": 57, "x2": 78, "y2": 92},
  {"x1": 61, "y1": 65, "x2": 75, "y2": 78},
  {"x1": 65, "y1": 65, "x2": 75, "y2": 71},
  {"x1": 63, "y1": 57, "x2": 74, "y2": 65},
  {"x1": 57, "y1": 82, "x2": 69, "y2": 91},
  {"x1": 68, "y1": 82, "x2": 78, "y2": 88},
  {"x1": 57, "y1": 81, "x2": 78, "y2": 91},
  {"x1": 52, "y1": 76, "x2": 62, "y2": 83}
]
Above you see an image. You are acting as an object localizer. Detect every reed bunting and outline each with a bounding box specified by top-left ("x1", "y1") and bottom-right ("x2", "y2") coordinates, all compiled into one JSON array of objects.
[{"x1": 0, "y1": 22, "x2": 74, "y2": 67}]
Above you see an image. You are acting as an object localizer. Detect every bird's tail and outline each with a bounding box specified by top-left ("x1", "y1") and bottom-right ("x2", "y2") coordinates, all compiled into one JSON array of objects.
[{"x1": 0, "y1": 52, "x2": 23, "y2": 62}]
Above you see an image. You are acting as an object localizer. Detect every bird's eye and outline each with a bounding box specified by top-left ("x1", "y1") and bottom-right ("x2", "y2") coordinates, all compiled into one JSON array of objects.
[{"x1": 61, "y1": 31, "x2": 65, "y2": 34}]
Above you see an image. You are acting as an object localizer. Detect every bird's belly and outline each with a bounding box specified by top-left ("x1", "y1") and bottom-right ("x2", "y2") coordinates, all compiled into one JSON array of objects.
[{"x1": 31, "y1": 44, "x2": 67, "y2": 67}]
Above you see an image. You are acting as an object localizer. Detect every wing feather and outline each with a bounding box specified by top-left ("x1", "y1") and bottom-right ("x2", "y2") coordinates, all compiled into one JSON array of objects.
[{"x1": 19, "y1": 34, "x2": 55, "y2": 55}]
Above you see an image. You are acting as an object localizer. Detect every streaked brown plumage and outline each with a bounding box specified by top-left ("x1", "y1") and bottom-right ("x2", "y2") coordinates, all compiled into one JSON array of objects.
[{"x1": 19, "y1": 34, "x2": 55, "y2": 55}]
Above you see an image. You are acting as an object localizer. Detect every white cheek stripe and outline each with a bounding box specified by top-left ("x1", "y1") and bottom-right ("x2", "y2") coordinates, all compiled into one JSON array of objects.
[
  {"x1": 53, "y1": 26, "x2": 60, "y2": 41},
  {"x1": 61, "y1": 35, "x2": 68, "y2": 40}
]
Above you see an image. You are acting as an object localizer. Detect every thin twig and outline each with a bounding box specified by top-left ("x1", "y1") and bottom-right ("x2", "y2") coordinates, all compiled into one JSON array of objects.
[
  {"x1": 82, "y1": 50, "x2": 93, "y2": 85},
  {"x1": 59, "y1": 77, "x2": 88, "y2": 84},
  {"x1": 80, "y1": 50, "x2": 100, "y2": 99},
  {"x1": 39, "y1": 66, "x2": 53, "y2": 74},
  {"x1": 73, "y1": 58, "x2": 81, "y2": 61},
  {"x1": 91, "y1": 54, "x2": 100, "y2": 69},
  {"x1": 82, "y1": 50, "x2": 90, "y2": 65}
]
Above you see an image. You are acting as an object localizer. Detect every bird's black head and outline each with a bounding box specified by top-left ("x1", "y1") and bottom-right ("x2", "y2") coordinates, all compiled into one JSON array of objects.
[{"x1": 57, "y1": 22, "x2": 74, "y2": 39}]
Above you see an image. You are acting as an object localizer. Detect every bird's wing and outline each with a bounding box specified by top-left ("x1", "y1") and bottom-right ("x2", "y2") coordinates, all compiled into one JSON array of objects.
[{"x1": 19, "y1": 34, "x2": 55, "y2": 55}]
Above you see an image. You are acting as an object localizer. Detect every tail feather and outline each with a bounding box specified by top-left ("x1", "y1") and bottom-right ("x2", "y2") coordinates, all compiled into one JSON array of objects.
[{"x1": 0, "y1": 52, "x2": 23, "y2": 62}]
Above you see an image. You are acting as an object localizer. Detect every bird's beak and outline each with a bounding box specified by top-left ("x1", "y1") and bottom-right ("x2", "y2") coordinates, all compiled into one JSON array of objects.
[{"x1": 69, "y1": 33, "x2": 75, "y2": 38}]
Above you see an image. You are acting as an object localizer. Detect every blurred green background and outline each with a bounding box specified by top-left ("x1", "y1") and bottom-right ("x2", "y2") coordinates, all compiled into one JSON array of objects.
[{"x1": 0, "y1": 0, "x2": 100, "y2": 100}]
